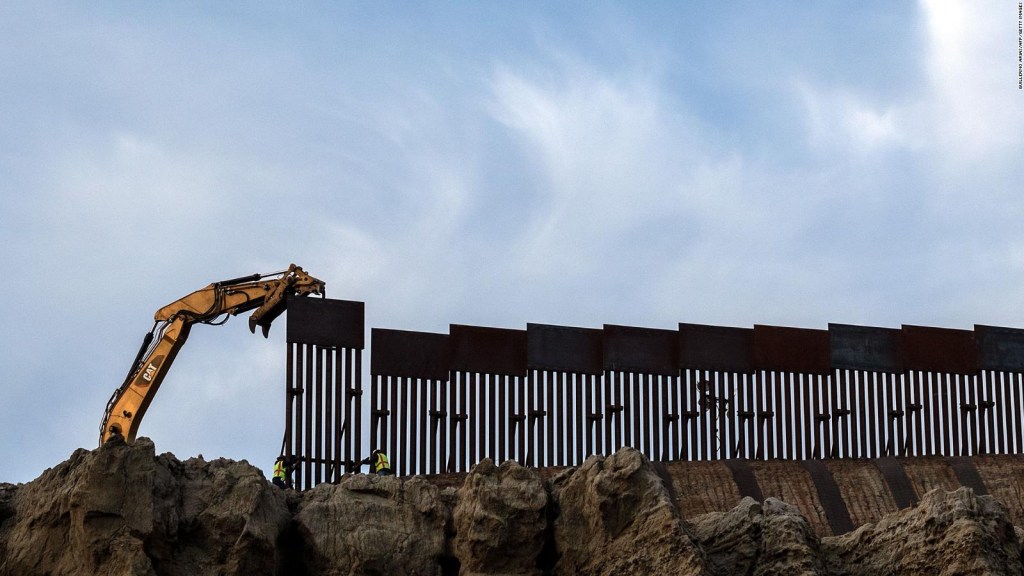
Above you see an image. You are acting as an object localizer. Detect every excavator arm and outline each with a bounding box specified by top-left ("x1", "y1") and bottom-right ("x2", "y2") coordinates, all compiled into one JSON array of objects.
[{"x1": 100, "y1": 264, "x2": 325, "y2": 445}]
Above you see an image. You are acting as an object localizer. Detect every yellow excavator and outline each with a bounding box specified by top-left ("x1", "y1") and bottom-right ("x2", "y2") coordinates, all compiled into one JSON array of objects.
[{"x1": 99, "y1": 264, "x2": 325, "y2": 445}]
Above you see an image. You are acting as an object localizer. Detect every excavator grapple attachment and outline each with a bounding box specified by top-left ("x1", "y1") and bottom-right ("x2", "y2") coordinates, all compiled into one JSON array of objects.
[{"x1": 249, "y1": 302, "x2": 286, "y2": 337}]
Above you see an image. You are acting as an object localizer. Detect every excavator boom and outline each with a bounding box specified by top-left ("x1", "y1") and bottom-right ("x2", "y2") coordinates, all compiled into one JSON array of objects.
[{"x1": 100, "y1": 264, "x2": 324, "y2": 445}]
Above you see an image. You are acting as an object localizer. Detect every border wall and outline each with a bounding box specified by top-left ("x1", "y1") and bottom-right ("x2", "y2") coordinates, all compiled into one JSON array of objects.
[{"x1": 280, "y1": 295, "x2": 1024, "y2": 497}]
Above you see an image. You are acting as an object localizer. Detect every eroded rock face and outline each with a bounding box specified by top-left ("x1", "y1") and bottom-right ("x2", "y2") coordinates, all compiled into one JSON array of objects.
[
  {"x1": 822, "y1": 487, "x2": 1023, "y2": 576},
  {"x1": 3, "y1": 444, "x2": 1024, "y2": 576},
  {"x1": 691, "y1": 496, "x2": 827, "y2": 576},
  {"x1": 0, "y1": 438, "x2": 290, "y2": 576},
  {"x1": 0, "y1": 483, "x2": 14, "y2": 568},
  {"x1": 148, "y1": 451, "x2": 293, "y2": 575},
  {"x1": 1, "y1": 441, "x2": 160, "y2": 575},
  {"x1": 551, "y1": 448, "x2": 706, "y2": 576},
  {"x1": 452, "y1": 458, "x2": 548, "y2": 576},
  {"x1": 294, "y1": 473, "x2": 449, "y2": 576}
]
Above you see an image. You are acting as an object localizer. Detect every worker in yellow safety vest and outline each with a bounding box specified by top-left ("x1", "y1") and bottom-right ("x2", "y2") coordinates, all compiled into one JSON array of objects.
[
  {"x1": 272, "y1": 455, "x2": 298, "y2": 488},
  {"x1": 361, "y1": 449, "x2": 392, "y2": 475}
]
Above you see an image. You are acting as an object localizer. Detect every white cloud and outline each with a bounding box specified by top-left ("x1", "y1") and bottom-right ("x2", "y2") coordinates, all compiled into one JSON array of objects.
[
  {"x1": 918, "y1": 0, "x2": 1023, "y2": 163},
  {"x1": 488, "y1": 63, "x2": 701, "y2": 277},
  {"x1": 798, "y1": 82, "x2": 909, "y2": 154}
]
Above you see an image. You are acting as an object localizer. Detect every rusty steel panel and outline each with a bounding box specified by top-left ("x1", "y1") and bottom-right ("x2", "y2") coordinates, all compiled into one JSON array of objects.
[
  {"x1": 975, "y1": 325, "x2": 1024, "y2": 371},
  {"x1": 829, "y1": 324, "x2": 902, "y2": 372},
  {"x1": 449, "y1": 325, "x2": 527, "y2": 376},
  {"x1": 370, "y1": 328, "x2": 450, "y2": 380},
  {"x1": 679, "y1": 323, "x2": 754, "y2": 373},
  {"x1": 286, "y1": 295, "x2": 365, "y2": 349},
  {"x1": 527, "y1": 323, "x2": 603, "y2": 375},
  {"x1": 901, "y1": 325, "x2": 976, "y2": 374},
  {"x1": 604, "y1": 324, "x2": 679, "y2": 376},
  {"x1": 753, "y1": 325, "x2": 830, "y2": 374}
]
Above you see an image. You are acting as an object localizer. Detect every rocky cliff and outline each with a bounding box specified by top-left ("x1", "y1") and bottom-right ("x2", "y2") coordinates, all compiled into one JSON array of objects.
[{"x1": 1, "y1": 439, "x2": 1022, "y2": 575}]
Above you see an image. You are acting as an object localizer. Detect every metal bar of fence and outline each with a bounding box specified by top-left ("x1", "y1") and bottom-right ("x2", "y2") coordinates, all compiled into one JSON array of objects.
[
  {"x1": 587, "y1": 375, "x2": 597, "y2": 458},
  {"x1": 868, "y1": 372, "x2": 879, "y2": 458},
  {"x1": 821, "y1": 372, "x2": 831, "y2": 458},
  {"x1": 853, "y1": 371, "x2": 864, "y2": 458},
  {"x1": 285, "y1": 342, "x2": 294, "y2": 466},
  {"x1": 937, "y1": 373, "x2": 942, "y2": 457},
  {"x1": 785, "y1": 372, "x2": 796, "y2": 460},
  {"x1": 303, "y1": 344, "x2": 313, "y2": 489},
  {"x1": 802, "y1": 372, "x2": 812, "y2": 459},
  {"x1": 911, "y1": 371, "x2": 922, "y2": 457},
  {"x1": 925, "y1": 368, "x2": 933, "y2": 455},
  {"x1": 473, "y1": 372, "x2": 482, "y2": 466},
  {"x1": 404, "y1": 377, "x2": 413, "y2": 475},
  {"x1": 838, "y1": 371, "x2": 848, "y2": 458},
  {"x1": 548, "y1": 368, "x2": 557, "y2": 463},
  {"x1": 740, "y1": 373, "x2": 752, "y2": 459},
  {"x1": 1011, "y1": 373, "x2": 1019, "y2": 453},
  {"x1": 746, "y1": 373, "x2": 756, "y2": 459},
  {"x1": 490, "y1": 374, "x2": 499, "y2": 464},
  {"x1": 516, "y1": 375, "x2": 526, "y2": 464},
  {"x1": 975, "y1": 372, "x2": 986, "y2": 455},
  {"x1": 827, "y1": 371, "x2": 839, "y2": 458},
  {"x1": 377, "y1": 374, "x2": 387, "y2": 462},
  {"x1": 767, "y1": 372, "x2": 777, "y2": 459},
  {"x1": 607, "y1": 371, "x2": 617, "y2": 452},
  {"x1": 985, "y1": 372, "x2": 997, "y2": 454},
  {"x1": 575, "y1": 374, "x2": 584, "y2": 463},
  {"x1": 959, "y1": 374, "x2": 970, "y2": 456},
  {"x1": 534, "y1": 371, "x2": 543, "y2": 466},
  {"x1": 614, "y1": 371, "x2": 625, "y2": 452},
  {"x1": 499, "y1": 374, "x2": 507, "y2": 464},
  {"x1": 389, "y1": 375, "x2": 399, "y2": 473},
  {"x1": 945, "y1": 373, "x2": 956, "y2": 457},
  {"x1": 428, "y1": 377, "x2": 436, "y2": 471},
  {"x1": 892, "y1": 373, "x2": 904, "y2": 457},
  {"x1": 927, "y1": 372, "x2": 939, "y2": 456},
  {"x1": 333, "y1": 348, "x2": 342, "y2": 477},
  {"x1": 690, "y1": 370, "x2": 701, "y2": 460},
  {"x1": 999, "y1": 372, "x2": 1010, "y2": 454},
  {"x1": 418, "y1": 378, "x2": 427, "y2": 474},
  {"x1": 699, "y1": 372, "x2": 709, "y2": 460},
  {"x1": 839, "y1": 371, "x2": 851, "y2": 459},
  {"x1": 900, "y1": 372, "x2": 912, "y2": 456},
  {"x1": 455, "y1": 373, "x2": 465, "y2": 472},
  {"x1": 628, "y1": 373, "x2": 638, "y2": 456},
  {"x1": 352, "y1": 356, "x2": 361, "y2": 471},
  {"x1": 431, "y1": 378, "x2": 441, "y2": 475},
  {"x1": 652, "y1": 374, "x2": 663, "y2": 461},
  {"x1": 1013, "y1": 373, "x2": 1022, "y2": 453},
  {"x1": 315, "y1": 347, "x2": 323, "y2": 486},
  {"x1": 553, "y1": 372, "x2": 563, "y2": 465},
  {"x1": 859, "y1": 371, "x2": 868, "y2": 458},
  {"x1": 325, "y1": 349, "x2": 334, "y2": 481}
]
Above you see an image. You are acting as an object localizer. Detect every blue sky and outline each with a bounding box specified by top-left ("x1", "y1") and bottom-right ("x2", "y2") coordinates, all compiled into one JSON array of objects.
[{"x1": 1, "y1": 1, "x2": 1022, "y2": 484}]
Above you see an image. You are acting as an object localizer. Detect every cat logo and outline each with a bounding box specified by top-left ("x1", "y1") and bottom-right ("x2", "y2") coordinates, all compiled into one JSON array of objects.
[{"x1": 139, "y1": 355, "x2": 164, "y2": 386}]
